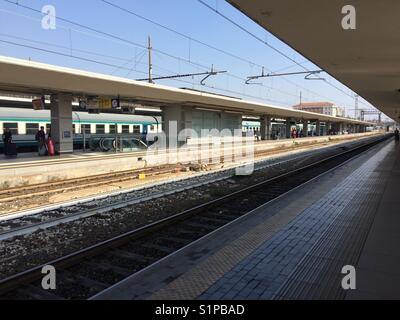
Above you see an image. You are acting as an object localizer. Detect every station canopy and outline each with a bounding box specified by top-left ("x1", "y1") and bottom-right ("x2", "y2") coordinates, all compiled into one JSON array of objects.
[
  {"x1": 228, "y1": 0, "x2": 400, "y2": 122},
  {"x1": 0, "y1": 55, "x2": 371, "y2": 125}
]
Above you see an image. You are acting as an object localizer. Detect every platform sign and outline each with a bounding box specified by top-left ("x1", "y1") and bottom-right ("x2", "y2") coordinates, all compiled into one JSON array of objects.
[
  {"x1": 98, "y1": 99, "x2": 112, "y2": 109},
  {"x1": 86, "y1": 98, "x2": 119, "y2": 110},
  {"x1": 84, "y1": 98, "x2": 121, "y2": 110},
  {"x1": 111, "y1": 98, "x2": 120, "y2": 109},
  {"x1": 63, "y1": 131, "x2": 71, "y2": 138},
  {"x1": 32, "y1": 98, "x2": 45, "y2": 110},
  {"x1": 119, "y1": 101, "x2": 137, "y2": 108},
  {"x1": 79, "y1": 100, "x2": 87, "y2": 110}
]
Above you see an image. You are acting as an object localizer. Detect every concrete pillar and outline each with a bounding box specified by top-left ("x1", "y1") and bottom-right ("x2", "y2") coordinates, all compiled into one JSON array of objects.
[
  {"x1": 325, "y1": 122, "x2": 331, "y2": 136},
  {"x1": 260, "y1": 115, "x2": 271, "y2": 140},
  {"x1": 50, "y1": 93, "x2": 73, "y2": 154},
  {"x1": 339, "y1": 123, "x2": 344, "y2": 134},
  {"x1": 162, "y1": 105, "x2": 193, "y2": 147},
  {"x1": 302, "y1": 120, "x2": 309, "y2": 137},
  {"x1": 331, "y1": 122, "x2": 341, "y2": 135},
  {"x1": 316, "y1": 120, "x2": 321, "y2": 136},
  {"x1": 286, "y1": 119, "x2": 292, "y2": 139}
]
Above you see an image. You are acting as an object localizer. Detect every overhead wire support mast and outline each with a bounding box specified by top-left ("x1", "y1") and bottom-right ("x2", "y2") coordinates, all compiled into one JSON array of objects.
[
  {"x1": 148, "y1": 36, "x2": 153, "y2": 84},
  {"x1": 136, "y1": 65, "x2": 227, "y2": 85},
  {"x1": 245, "y1": 69, "x2": 324, "y2": 85}
]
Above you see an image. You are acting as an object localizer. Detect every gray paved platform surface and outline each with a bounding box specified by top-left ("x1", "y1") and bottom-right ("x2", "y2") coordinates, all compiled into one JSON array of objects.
[{"x1": 93, "y1": 138, "x2": 400, "y2": 300}]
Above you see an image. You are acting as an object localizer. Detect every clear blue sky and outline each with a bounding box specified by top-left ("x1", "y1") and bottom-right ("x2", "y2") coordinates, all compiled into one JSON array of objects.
[{"x1": 0, "y1": 0, "x2": 381, "y2": 119}]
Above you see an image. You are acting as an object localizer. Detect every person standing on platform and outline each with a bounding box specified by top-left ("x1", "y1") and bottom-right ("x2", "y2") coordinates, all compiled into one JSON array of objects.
[
  {"x1": 291, "y1": 128, "x2": 297, "y2": 139},
  {"x1": 35, "y1": 126, "x2": 47, "y2": 156},
  {"x1": 2, "y1": 127, "x2": 12, "y2": 155},
  {"x1": 395, "y1": 128, "x2": 399, "y2": 141}
]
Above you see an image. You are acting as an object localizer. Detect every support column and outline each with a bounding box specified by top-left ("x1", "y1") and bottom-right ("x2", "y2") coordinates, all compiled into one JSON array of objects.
[
  {"x1": 260, "y1": 115, "x2": 271, "y2": 140},
  {"x1": 50, "y1": 93, "x2": 73, "y2": 154},
  {"x1": 316, "y1": 120, "x2": 321, "y2": 136},
  {"x1": 162, "y1": 105, "x2": 193, "y2": 148},
  {"x1": 286, "y1": 118, "x2": 292, "y2": 139},
  {"x1": 339, "y1": 123, "x2": 344, "y2": 135},
  {"x1": 302, "y1": 120, "x2": 309, "y2": 138},
  {"x1": 325, "y1": 122, "x2": 331, "y2": 136},
  {"x1": 331, "y1": 122, "x2": 340, "y2": 135}
]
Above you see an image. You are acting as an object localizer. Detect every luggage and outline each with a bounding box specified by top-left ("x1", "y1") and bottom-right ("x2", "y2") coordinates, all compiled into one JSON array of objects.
[
  {"x1": 38, "y1": 144, "x2": 47, "y2": 156},
  {"x1": 47, "y1": 138, "x2": 55, "y2": 156},
  {"x1": 6, "y1": 143, "x2": 17, "y2": 156}
]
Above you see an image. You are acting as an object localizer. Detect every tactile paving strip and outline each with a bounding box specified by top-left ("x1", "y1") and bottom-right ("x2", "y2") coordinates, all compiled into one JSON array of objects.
[
  {"x1": 197, "y1": 142, "x2": 393, "y2": 300},
  {"x1": 149, "y1": 141, "x2": 393, "y2": 300},
  {"x1": 273, "y1": 172, "x2": 387, "y2": 299}
]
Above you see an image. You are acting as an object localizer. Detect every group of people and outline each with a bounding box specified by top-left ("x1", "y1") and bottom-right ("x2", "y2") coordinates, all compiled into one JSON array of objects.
[
  {"x1": 2, "y1": 126, "x2": 50, "y2": 156},
  {"x1": 291, "y1": 128, "x2": 305, "y2": 139}
]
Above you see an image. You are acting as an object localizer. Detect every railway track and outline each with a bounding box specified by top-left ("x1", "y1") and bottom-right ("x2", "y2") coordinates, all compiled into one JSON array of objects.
[
  {"x1": 0, "y1": 165, "x2": 185, "y2": 202},
  {"x1": 0, "y1": 135, "x2": 372, "y2": 240},
  {"x1": 0, "y1": 134, "x2": 391, "y2": 300},
  {"x1": 0, "y1": 134, "x2": 370, "y2": 205}
]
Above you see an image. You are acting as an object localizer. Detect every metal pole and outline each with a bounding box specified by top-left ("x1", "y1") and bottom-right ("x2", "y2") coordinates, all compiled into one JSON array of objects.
[
  {"x1": 115, "y1": 122, "x2": 118, "y2": 153},
  {"x1": 148, "y1": 36, "x2": 153, "y2": 84},
  {"x1": 83, "y1": 126, "x2": 86, "y2": 152},
  {"x1": 74, "y1": 111, "x2": 86, "y2": 153},
  {"x1": 355, "y1": 94, "x2": 359, "y2": 120}
]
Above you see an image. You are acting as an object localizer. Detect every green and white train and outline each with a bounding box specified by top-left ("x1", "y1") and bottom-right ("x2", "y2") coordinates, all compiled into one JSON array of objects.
[{"x1": 0, "y1": 107, "x2": 161, "y2": 152}]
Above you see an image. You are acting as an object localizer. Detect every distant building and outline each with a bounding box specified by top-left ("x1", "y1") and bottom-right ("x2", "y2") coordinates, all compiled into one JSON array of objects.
[{"x1": 292, "y1": 102, "x2": 345, "y2": 117}]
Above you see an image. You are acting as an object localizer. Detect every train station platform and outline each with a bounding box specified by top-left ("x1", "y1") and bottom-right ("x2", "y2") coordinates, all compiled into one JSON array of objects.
[
  {"x1": 93, "y1": 137, "x2": 400, "y2": 300},
  {"x1": 0, "y1": 132, "x2": 380, "y2": 189}
]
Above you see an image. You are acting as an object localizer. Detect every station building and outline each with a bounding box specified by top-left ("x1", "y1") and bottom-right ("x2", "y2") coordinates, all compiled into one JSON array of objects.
[{"x1": 293, "y1": 102, "x2": 346, "y2": 118}]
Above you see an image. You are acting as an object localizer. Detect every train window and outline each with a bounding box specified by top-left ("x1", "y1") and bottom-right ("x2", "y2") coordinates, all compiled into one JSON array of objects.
[
  {"x1": 149, "y1": 125, "x2": 155, "y2": 132},
  {"x1": 96, "y1": 125, "x2": 105, "y2": 134},
  {"x1": 26, "y1": 123, "x2": 39, "y2": 135},
  {"x1": 81, "y1": 124, "x2": 91, "y2": 134},
  {"x1": 122, "y1": 125, "x2": 130, "y2": 134},
  {"x1": 133, "y1": 125, "x2": 141, "y2": 134},
  {"x1": 46, "y1": 124, "x2": 51, "y2": 134},
  {"x1": 3, "y1": 123, "x2": 18, "y2": 135},
  {"x1": 72, "y1": 124, "x2": 76, "y2": 134},
  {"x1": 109, "y1": 125, "x2": 116, "y2": 134}
]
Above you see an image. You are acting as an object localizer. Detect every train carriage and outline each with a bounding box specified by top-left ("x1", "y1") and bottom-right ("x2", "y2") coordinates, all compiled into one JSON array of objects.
[{"x1": 0, "y1": 107, "x2": 161, "y2": 153}]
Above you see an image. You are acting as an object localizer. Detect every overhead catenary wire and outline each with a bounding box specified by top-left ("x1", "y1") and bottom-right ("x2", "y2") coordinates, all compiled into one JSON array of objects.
[
  {"x1": 1, "y1": 0, "x2": 304, "y2": 104},
  {"x1": 0, "y1": 38, "x2": 291, "y2": 106},
  {"x1": 196, "y1": 0, "x2": 375, "y2": 109},
  {"x1": 97, "y1": 0, "x2": 330, "y2": 104},
  {"x1": 1, "y1": 0, "x2": 209, "y2": 72},
  {"x1": 100, "y1": 0, "x2": 356, "y2": 107},
  {"x1": 1, "y1": 0, "x2": 348, "y2": 107}
]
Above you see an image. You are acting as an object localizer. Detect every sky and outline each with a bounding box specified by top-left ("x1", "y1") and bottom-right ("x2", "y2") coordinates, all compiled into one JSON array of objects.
[{"x1": 0, "y1": 0, "x2": 384, "y2": 121}]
